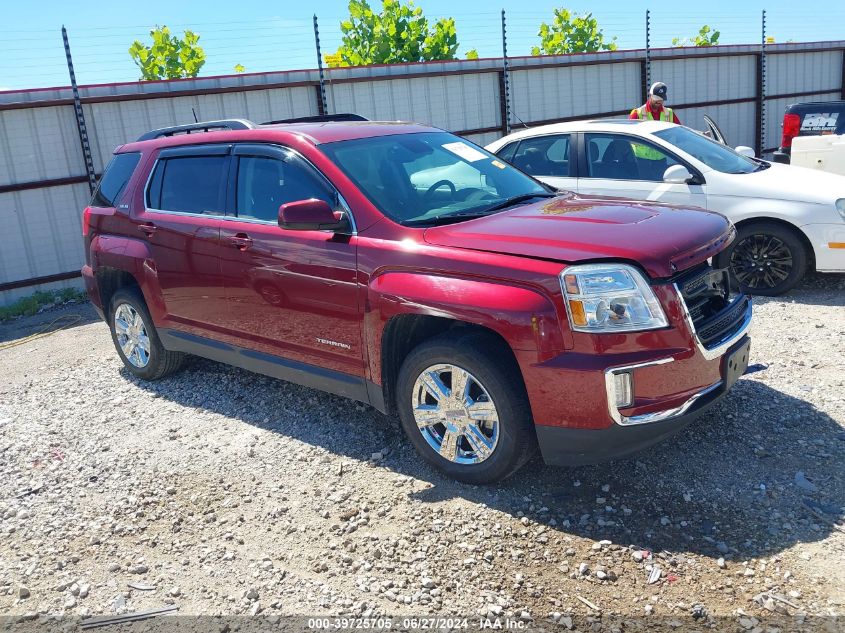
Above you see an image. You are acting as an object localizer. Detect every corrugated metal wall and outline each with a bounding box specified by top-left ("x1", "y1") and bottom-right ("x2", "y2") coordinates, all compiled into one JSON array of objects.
[{"x1": 1, "y1": 42, "x2": 843, "y2": 305}]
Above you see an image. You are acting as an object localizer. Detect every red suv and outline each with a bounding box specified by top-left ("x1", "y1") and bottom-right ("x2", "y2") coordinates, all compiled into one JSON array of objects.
[{"x1": 82, "y1": 117, "x2": 752, "y2": 483}]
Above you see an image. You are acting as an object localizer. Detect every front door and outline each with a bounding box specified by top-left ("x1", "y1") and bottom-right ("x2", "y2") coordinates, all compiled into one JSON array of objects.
[
  {"x1": 578, "y1": 132, "x2": 706, "y2": 207},
  {"x1": 218, "y1": 144, "x2": 363, "y2": 379},
  {"x1": 136, "y1": 145, "x2": 229, "y2": 335}
]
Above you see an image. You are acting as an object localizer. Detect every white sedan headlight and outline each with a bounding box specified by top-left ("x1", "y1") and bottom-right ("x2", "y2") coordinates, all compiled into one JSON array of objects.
[
  {"x1": 561, "y1": 263, "x2": 668, "y2": 333},
  {"x1": 836, "y1": 198, "x2": 845, "y2": 221}
]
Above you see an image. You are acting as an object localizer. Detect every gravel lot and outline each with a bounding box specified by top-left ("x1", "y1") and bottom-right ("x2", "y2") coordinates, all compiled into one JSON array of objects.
[{"x1": 1, "y1": 274, "x2": 844, "y2": 631}]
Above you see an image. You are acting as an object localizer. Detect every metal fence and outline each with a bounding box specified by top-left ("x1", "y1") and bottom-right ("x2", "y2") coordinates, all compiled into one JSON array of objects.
[{"x1": 1, "y1": 39, "x2": 844, "y2": 305}]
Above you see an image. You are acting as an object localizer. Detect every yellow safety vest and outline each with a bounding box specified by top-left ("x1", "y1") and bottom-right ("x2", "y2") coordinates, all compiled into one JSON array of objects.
[{"x1": 630, "y1": 105, "x2": 674, "y2": 160}]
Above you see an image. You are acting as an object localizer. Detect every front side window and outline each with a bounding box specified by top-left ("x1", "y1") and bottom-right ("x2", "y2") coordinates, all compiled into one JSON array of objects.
[
  {"x1": 320, "y1": 132, "x2": 551, "y2": 226},
  {"x1": 236, "y1": 154, "x2": 335, "y2": 222},
  {"x1": 510, "y1": 135, "x2": 572, "y2": 177},
  {"x1": 147, "y1": 155, "x2": 228, "y2": 214},
  {"x1": 585, "y1": 133, "x2": 680, "y2": 182},
  {"x1": 91, "y1": 152, "x2": 141, "y2": 207},
  {"x1": 654, "y1": 126, "x2": 761, "y2": 174}
]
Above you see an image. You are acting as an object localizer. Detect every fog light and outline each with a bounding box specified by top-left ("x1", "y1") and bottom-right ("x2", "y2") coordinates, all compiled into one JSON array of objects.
[{"x1": 612, "y1": 371, "x2": 633, "y2": 408}]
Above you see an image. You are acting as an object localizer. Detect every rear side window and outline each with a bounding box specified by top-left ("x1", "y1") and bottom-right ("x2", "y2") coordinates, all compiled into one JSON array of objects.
[
  {"x1": 496, "y1": 142, "x2": 518, "y2": 163},
  {"x1": 147, "y1": 156, "x2": 228, "y2": 214},
  {"x1": 91, "y1": 152, "x2": 141, "y2": 207},
  {"x1": 510, "y1": 135, "x2": 572, "y2": 177}
]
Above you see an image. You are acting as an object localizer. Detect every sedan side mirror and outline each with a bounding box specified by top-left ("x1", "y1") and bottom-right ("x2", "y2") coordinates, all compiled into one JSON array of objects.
[
  {"x1": 278, "y1": 199, "x2": 349, "y2": 232},
  {"x1": 663, "y1": 164, "x2": 694, "y2": 184},
  {"x1": 735, "y1": 146, "x2": 756, "y2": 158}
]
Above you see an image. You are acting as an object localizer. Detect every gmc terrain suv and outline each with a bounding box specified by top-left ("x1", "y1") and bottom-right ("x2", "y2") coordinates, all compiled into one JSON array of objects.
[{"x1": 82, "y1": 117, "x2": 752, "y2": 483}]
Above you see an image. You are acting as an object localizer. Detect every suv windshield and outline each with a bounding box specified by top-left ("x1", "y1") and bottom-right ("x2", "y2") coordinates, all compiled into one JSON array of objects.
[
  {"x1": 654, "y1": 126, "x2": 761, "y2": 174},
  {"x1": 320, "y1": 132, "x2": 552, "y2": 225}
]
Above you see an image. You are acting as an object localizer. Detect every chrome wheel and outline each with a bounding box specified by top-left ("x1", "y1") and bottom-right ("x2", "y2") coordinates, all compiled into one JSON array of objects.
[
  {"x1": 412, "y1": 363, "x2": 500, "y2": 465},
  {"x1": 730, "y1": 233, "x2": 793, "y2": 290},
  {"x1": 113, "y1": 303, "x2": 151, "y2": 368}
]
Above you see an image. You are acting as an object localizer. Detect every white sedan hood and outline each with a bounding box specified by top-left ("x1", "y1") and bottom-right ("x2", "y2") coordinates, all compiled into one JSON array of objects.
[{"x1": 713, "y1": 162, "x2": 845, "y2": 205}]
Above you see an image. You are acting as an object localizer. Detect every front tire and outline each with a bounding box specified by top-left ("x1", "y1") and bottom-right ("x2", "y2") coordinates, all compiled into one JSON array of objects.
[
  {"x1": 109, "y1": 288, "x2": 184, "y2": 380},
  {"x1": 716, "y1": 222, "x2": 808, "y2": 296},
  {"x1": 395, "y1": 331, "x2": 536, "y2": 484}
]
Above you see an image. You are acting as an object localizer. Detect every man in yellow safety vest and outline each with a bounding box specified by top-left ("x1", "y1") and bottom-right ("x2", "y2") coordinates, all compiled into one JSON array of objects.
[
  {"x1": 630, "y1": 82, "x2": 681, "y2": 125},
  {"x1": 629, "y1": 82, "x2": 681, "y2": 179}
]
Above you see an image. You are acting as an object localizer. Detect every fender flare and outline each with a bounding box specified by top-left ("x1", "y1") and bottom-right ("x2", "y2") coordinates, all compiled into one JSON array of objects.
[{"x1": 366, "y1": 270, "x2": 565, "y2": 384}]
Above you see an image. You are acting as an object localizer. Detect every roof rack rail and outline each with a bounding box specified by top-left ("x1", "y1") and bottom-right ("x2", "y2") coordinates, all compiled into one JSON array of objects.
[
  {"x1": 262, "y1": 113, "x2": 369, "y2": 125},
  {"x1": 136, "y1": 119, "x2": 257, "y2": 141}
]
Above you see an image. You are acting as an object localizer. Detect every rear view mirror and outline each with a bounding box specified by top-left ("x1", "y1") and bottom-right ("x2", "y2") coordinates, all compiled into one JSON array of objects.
[
  {"x1": 278, "y1": 199, "x2": 348, "y2": 232},
  {"x1": 663, "y1": 164, "x2": 694, "y2": 184},
  {"x1": 735, "y1": 146, "x2": 756, "y2": 158}
]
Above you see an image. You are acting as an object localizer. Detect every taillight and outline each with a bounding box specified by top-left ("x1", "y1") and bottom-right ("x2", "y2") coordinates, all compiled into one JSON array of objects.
[
  {"x1": 82, "y1": 206, "x2": 92, "y2": 237},
  {"x1": 781, "y1": 113, "x2": 801, "y2": 148}
]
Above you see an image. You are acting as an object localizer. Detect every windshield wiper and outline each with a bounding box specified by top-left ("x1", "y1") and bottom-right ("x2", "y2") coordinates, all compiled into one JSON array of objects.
[
  {"x1": 402, "y1": 192, "x2": 556, "y2": 227},
  {"x1": 481, "y1": 192, "x2": 556, "y2": 213},
  {"x1": 402, "y1": 212, "x2": 492, "y2": 227}
]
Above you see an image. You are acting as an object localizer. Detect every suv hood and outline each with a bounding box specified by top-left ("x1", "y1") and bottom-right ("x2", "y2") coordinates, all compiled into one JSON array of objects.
[{"x1": 423, "y1": 194, "x2": 733, "y2": 278}]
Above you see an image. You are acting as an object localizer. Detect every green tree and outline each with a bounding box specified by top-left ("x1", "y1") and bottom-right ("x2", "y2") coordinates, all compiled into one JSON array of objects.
[
  {"x1": 465, "y1": 49, "x2": 479, "y2": 60},
  {"x1": 328, "y1": 0, "x2": 461, "y2": 67},
  {"x1": 233, "y1": 64, "x2": 246, "y2": 73},
  {"x1": 129, "y1": 26, "x2": 206, "y2": 80},
  {"x1": 672, "y1": 25, "x2": 720, "y2": 47},
  {"x1": 531, "y1": 8, "x2": 618, "y2": 55}
]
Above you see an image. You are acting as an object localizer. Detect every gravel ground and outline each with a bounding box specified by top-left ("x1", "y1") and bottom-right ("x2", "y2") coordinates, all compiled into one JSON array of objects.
[{"x1": 1, "y1": 274, "x2": 844, "y2": 631}]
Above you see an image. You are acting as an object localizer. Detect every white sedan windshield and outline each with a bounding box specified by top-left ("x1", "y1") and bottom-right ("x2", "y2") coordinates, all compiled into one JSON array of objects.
[{"x1": 654, "y1": 127, "x2": 761, "y2": 174}]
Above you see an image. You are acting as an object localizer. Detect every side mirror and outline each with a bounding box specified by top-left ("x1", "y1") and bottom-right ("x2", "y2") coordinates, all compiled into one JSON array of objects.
[
  {"x1": 772, "y1": 151, "x2": 790, "y2": 165},
  {"x1": 735, "y1": 146, "x2": 756, "y2": 158},
  {"x1": 663, "y1": 164, "x2": 694, "y2": 184},
  {"x1": 278, "y1": 199, "x2": 348, "y2": 232}
]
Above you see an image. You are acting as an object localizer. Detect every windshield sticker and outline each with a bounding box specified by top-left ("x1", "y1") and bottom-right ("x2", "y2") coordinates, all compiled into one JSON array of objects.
[
  {"x1": 801, "y1": 112, "x2": 839, "y2": 131},
  {"x1": 442, "y1": 142, "x2": 488, "y2": 163},
  {"x1": 491, "y1": 159, "x2": 507, "y2": 169}
]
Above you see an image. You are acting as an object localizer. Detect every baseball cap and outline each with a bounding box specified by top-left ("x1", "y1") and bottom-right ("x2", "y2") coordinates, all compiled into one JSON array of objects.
[{"x1": 649, "y1": 82, "x2": 668, "y2": 101}]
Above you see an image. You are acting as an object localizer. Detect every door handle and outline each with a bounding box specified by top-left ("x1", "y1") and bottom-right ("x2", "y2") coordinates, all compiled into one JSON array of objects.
[
  {"x1": 138, "y1": 223, "x2": 157, "y2": 236},
  {"x1": 227, "y1": 233, "x2": 253, "y2": 251}
]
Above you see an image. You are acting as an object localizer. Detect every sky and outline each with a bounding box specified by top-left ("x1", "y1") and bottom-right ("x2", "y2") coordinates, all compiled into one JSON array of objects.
[{"x1": 1, "y1": 0, "x2": 843, "y2": 92}]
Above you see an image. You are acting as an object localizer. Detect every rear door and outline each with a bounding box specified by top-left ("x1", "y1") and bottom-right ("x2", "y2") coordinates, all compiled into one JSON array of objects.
[
  {"x1": 578, "y1": 132, "x2": 706, "y2": 207},
  {"x1": 135, "y1": 145, "x2": 229, "y2": 333},
  {"x1": 218, "y1": 143, "x2": 363, "y2": 379}
]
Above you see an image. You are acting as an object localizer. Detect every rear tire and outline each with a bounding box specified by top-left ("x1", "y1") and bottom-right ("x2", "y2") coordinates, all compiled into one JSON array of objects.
[
  {"x1": 395, "y1": 331, "x2": 536, "y2": 484},
  {"x1": 109, "y1": 287, "x2": 184, "y2": 380},
  {"x1": 716, "y1": 222, "x2": 808, "y2": 296}
]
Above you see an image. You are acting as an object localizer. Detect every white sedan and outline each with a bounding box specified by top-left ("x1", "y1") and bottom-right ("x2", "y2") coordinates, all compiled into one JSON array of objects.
[{"x1": 486, "y1": 119, "x2": 845, "y2": 295}]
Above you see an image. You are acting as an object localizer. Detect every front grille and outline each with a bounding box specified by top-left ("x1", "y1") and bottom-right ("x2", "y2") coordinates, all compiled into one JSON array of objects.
[{"x1": 676, "y1": 264, "x2": 748, "y2": 348}]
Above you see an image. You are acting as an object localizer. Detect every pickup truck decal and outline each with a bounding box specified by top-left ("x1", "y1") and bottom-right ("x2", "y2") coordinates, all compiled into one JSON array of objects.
[{"x1": 801, "y1": 112, "x2": 839, "y2": 131}]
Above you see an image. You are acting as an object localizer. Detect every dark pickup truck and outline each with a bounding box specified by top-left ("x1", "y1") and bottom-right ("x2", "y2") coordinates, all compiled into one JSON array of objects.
[{"x1": 776, "y1": 100, "x2": 845, "y2": 161}]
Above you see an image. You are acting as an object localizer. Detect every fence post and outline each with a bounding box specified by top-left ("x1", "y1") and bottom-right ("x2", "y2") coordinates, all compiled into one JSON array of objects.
[
  {"x1": 500, "y1": 9, "x2": 511, "y2": 136},
  {"x1": 313, "y1": 15, "x2": 329, "y2": 116},
  {"x1": 840, "y1": 49, "x2": 845, "y2": 99},
  {"x1": 644, "y1": 9, "x2": 651, "y2": 96},
  {"x1": 756, "y1": 10, "x2": 767, "y2": 156},
  {"x1": 61, "y1": 26, "x2": 97, "y2": 194}
]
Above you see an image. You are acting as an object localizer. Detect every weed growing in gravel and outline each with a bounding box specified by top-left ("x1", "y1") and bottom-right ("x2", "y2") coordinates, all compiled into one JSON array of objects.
[{"x1": 0, "y1": 288, "x2": 87, "y2": 321}]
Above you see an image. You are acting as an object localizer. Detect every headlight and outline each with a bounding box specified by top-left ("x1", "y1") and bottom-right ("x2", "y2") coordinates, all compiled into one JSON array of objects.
[
  {"x1": 836, "y1": 199, "x2": 845, "y2": 221},
  {"x1": 560, "y1": 263, "x2": 668, "y2": 333}
]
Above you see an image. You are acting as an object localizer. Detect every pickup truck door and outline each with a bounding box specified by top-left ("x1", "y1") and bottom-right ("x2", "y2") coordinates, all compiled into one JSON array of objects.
[
  {"x1": 577, "y1": 132, "x2": 707, "y2": 208},
  {"x1": 218, "y1": 143, "x2": 364, "y2": 381}
]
